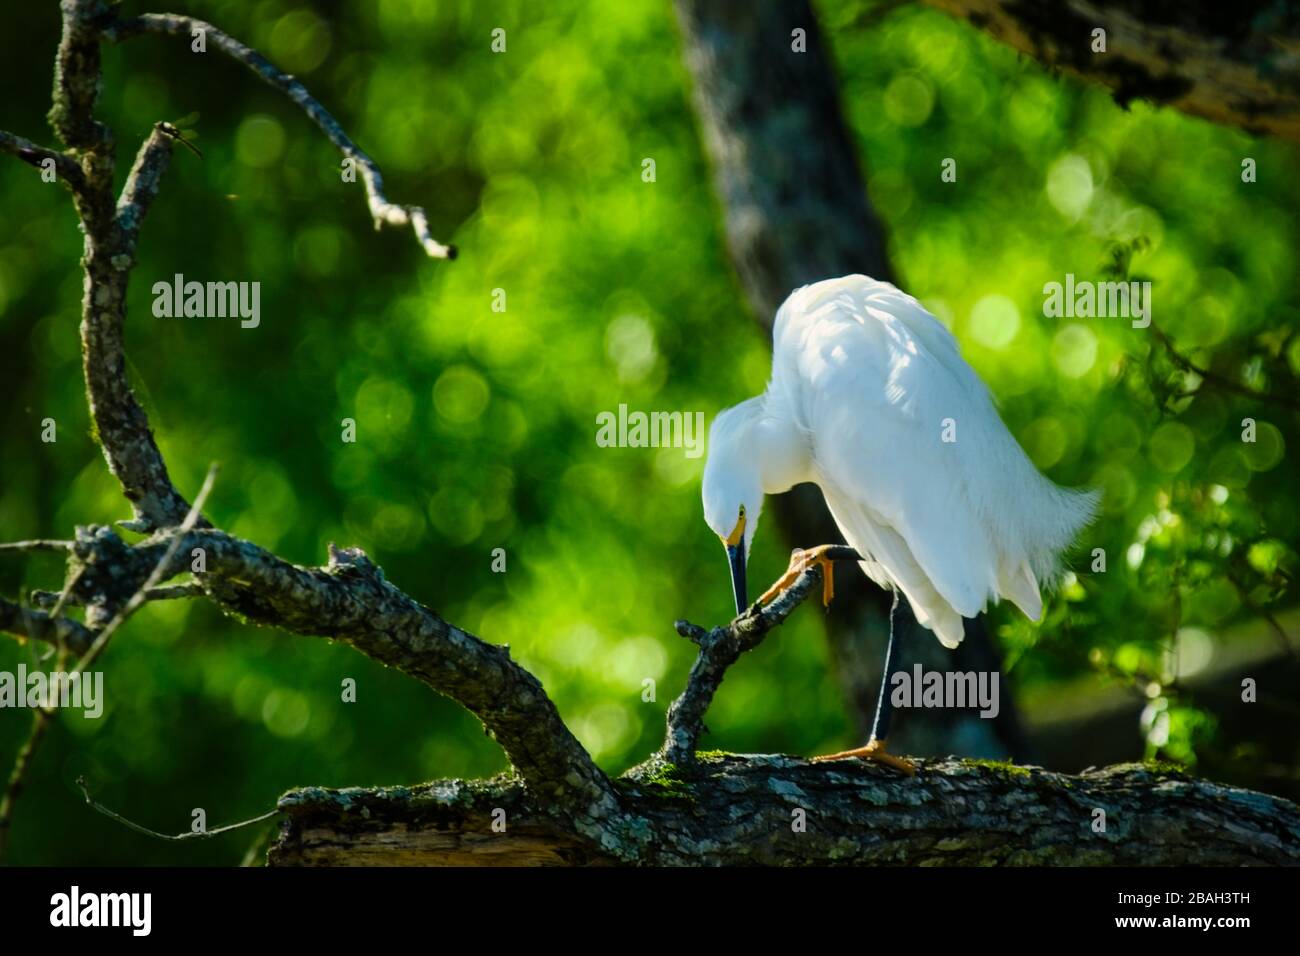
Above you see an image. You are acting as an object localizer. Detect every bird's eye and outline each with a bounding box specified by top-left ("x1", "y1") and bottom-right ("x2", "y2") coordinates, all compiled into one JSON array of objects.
[{"x1": 738, "y1": 505, "x2": 746, "y2": 518}]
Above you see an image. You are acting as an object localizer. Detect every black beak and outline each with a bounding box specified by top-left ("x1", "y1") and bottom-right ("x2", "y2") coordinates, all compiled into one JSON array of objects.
[{"x1": 725, "y1": 542, "x2": 747, "y2": 615}]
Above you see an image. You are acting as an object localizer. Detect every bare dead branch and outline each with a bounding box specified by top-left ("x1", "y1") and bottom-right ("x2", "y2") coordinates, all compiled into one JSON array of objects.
[
  {"x1": 0, "y1": 472, "x2": 213, "y2": 857},
  {"x1": 0, "y1": 696, "x2": 59, "y2": 860},
  {"x1": 77, "y1": 776, "x2": 279, "y2": 842},
  {"x1": 0, "y1": 597, "x2": 94, "y2": 654},
  {"x1": 47, "y1": 2, "x2": 458, "y2": 533},
  {"x1": 664, "y1": 546, "x2": 861, "y2": 764},
  {"x1": 0, "y1": 130, "x2": 87, "y2": 193},
  {"x1": 0, "y1": 539, "x2": 74, "y2": 553},
  {"x1": 1, "y1": 2, "x2": 615, "y2": 845},
  {"x1": 1, "y1": 520, "x2": 619, "y2": 817},
  {"x1": 105, "y1": 13, "x2": 457, "y2": 259},
  {"x1": 43, "y1": 4, "x2": 197, "y2": 531},
  {"x1": 115, "y1": 123, "x2": 175, "y2": 252},
  {"x1": 0, "y1": 470, "x2": 209, "y2": 857},
  {"x1": 164, "y1": 529, "x2": 618, "y2": 813},
  {"x1": 66, "y1": 465, "x2": 218, "y2": 680}
]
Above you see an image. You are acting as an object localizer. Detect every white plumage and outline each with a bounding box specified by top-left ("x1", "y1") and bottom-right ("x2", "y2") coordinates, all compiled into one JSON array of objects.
[{"x1": 702, "y1": 274, "x2": 1098, "y2": 648}]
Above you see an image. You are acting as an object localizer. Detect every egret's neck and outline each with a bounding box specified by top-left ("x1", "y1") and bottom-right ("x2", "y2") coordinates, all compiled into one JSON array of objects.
[{"x1": 737, "y1": 394, "x2": 812, "y2": 495}]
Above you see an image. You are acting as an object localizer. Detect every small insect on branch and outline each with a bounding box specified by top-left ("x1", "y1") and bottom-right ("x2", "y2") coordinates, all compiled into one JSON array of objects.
[{"x1": 155, "y1": 121, "x2": 203, "y2": 158}]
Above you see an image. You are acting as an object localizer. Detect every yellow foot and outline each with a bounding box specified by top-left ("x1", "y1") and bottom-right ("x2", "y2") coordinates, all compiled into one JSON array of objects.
[
  {"x1": 811, "y1": 738, "x2": 916, "y2": 776},
  {"x1": 757, "y1": 544, "x2": 838, "y2": 608}
]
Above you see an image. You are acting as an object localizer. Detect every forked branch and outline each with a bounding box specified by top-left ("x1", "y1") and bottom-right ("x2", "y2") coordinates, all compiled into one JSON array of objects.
[{"x1": 664, "y1": 546, "x2": 861, "y2": 764}]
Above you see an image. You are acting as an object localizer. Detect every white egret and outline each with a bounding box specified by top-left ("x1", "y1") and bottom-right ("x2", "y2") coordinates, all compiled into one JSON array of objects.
[{"x1": 702, "y1": 274, "x2": 1098, "y2": 773}]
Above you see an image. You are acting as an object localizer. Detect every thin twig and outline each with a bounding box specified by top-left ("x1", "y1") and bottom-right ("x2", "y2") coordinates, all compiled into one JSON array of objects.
[
  {"x1": 0, "y1": 649, "x2": 67, "y2": 861},
  {"x1": 105, "y1": 13, "x2": 456, "y2": 259},
  {"x1": 0, "y1": 556, "x2": 93, "y2": 858},
  {"x1": 1150, "y1": 323, "x2": 1300, "y2": 413},
  {"x1": 0, "y1": 474, "x2": 216, "y2": 857},
  {"x1": 0, "y1": 539, "x2": 74, "y2": 553},
  {"x1": 77, "y1": 777, "x2": 279, "y2": 842},
  {"x1": 1227, "y1": 568, "x2": 1298, "y2": 663},
  {"x1": 47, "y1": 566, "x2": 86, "y2": 626}
]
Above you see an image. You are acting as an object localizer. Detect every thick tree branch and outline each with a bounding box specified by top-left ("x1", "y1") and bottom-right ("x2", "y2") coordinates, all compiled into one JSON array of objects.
[
  {"x1": 104, "y1": 13, "x2": 456, "y2": 259},
  {"x1": 921, "y1": 0, "x2": 1300, "y2": 140},
  {"x1": 2, "y1": 522, "x2": 621, "y2": 835},
  {"x1": 175, "y1": 531, "x2": 616, "y2": 813},
  {"x1": 79, "y1": 232, "x2": 195, "y2": 531},
  {"x1": 269, "y1": 757, "x2": 1300, "y2": 866},
  {"x1": 3, "y1": 523, "x2": 618, "y2": 815},
  {"x1": 48, "y1": 0, "x2": 113, "y2": 151}
]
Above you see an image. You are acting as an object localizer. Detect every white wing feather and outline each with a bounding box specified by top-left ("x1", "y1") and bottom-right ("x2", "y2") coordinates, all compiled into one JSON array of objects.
[{"x1": 769, "y1": 275, "x2": 1097, "y2": 647}]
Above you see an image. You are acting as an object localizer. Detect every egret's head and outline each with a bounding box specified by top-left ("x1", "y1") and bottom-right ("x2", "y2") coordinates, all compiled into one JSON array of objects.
[{"x1": 702, "y1": 402, "x2": 764, "y2": 614}]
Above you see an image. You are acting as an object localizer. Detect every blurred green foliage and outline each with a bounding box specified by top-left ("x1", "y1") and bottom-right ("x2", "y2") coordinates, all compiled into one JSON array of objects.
[{"x1": 1, "y1": 0, "x2": 1296, "y2": 863}]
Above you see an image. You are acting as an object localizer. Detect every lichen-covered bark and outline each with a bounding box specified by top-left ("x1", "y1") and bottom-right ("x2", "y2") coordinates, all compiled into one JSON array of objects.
[
  {"x1": 43, "y1": 1, "x2": 456, "y2": 534},
  {"x1": 48, "y1": 0, "x2": 112, "y2": 151},
  {"x1": 922, "y1": 0, "x2": 1300, "y2": 140},
  {"x1": 0, "y1": 597, "x2": 93, "y2": 653},
  {"x1": 48, "y1": 1, "x2": 197, "y2": 532},
  {"x1": 270, "y1": 756, "x2": 1300, "y2": 866},
  {"x1": 184, "y1": 533, "x2": 621, "y2": 818},
  {"x1": 22, "y1": 525, "x2": 619, "y2": 820},
  {"x1": 80, "y1": 245, "x2": 195, "y2": 532},
  {"x1": 0, "y1": 3, "x2": 530, "y2": 855}
]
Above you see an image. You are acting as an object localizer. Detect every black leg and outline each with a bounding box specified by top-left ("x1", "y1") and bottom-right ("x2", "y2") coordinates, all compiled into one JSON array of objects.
[{"x1": 869, "y1": 589, "x2": 902, "y2": 743}]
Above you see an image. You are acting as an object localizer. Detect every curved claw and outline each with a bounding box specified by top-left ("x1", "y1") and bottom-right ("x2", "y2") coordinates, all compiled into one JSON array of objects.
[
  {"x1": 757, "y1": 544, "x2": 838, "y2": 608},
  {"x1": 811, "y1": 738, "x2": 916, "y2": 776}
]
